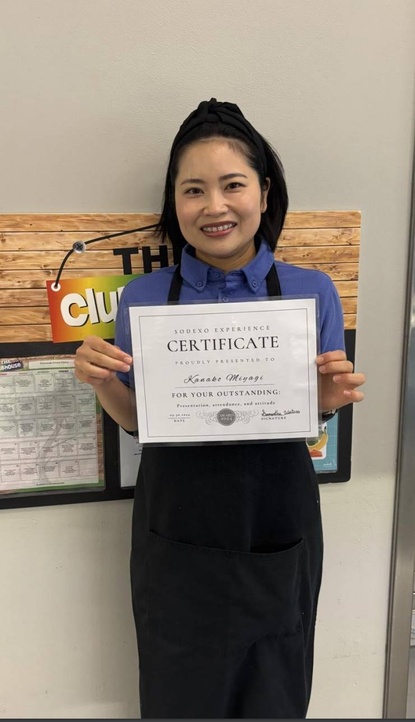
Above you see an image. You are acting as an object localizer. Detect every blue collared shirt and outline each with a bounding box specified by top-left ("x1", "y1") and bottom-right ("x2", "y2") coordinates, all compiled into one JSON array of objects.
[{"x1": 115, "y1": 240, "x2": 345, "y2": 387}]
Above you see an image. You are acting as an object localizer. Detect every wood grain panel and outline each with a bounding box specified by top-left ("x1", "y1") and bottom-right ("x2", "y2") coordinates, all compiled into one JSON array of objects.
[
  {"x1": 279, "y1": 228, "x2": 360, "y2": 246},
  {"x1": 0, "y1": 246, "x2": 359, "y2": 270},
  {"x1": 332, "y1": 281, "x2": 358, "y2": 297},
  {"x1": 0, "y1": 265, "x2": 360, "y2": 288},
  {"x1": 340, "y1": 298, "x2": 357, "y2": 314},
  {"x1": 296, "y1": 263, "x2": 358, "y2": 280},
  {"x1": 283, "y1": 211, "x2": 361, "y2": 228},
  {"x1": 0, "y1": 211, "x2": 361, "y2": 341},
  {"x1": 277, "y1": 247, "x2": 360, "y2": 264},
  {"x1": 0, "y1": 250, "x2": 169, "y2": 270},
  {"x1": 0, "y1": 231, "x2": 158, "y2": 251},
  {"x1": 0, "y1": 325, "x2": 51, "y2": 342},
  {"x1": 0, "y1": 282, "x2": 359, "y2": 307},
  {"x1": 0, "y1": 308, "x2": 51, "y2": 325},
  {"x1": 344, "y1": 315, "x2": 356, "y2": 329},
  {"x1": 0, "y1": 269, "x2": 143, "y2": 289},
  {"x1": 0, "y1": 251, "x2": 132, "y2": 270},
  {"x1": 0, "y1": 227, "x2": 359, "y2": 251},
  {"x1": 0, "y1": 290, "x2": 49, "y2": 306}
]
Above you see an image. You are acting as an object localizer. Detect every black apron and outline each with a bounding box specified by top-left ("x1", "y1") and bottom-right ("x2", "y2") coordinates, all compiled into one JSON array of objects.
[{"x1": 130, "y1": 263, "x2": 323, "y2": 719}]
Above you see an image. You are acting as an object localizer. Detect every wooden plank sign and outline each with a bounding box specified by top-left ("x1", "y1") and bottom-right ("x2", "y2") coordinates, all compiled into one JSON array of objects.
[{"x1": 0, "y1": 212, "x2": 360, "y2": 342}]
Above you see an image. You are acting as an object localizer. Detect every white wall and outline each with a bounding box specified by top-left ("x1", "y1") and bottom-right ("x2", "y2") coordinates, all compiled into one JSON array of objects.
[{"x1": 1, "y1": 0, "x2": 414, "y2": 717}]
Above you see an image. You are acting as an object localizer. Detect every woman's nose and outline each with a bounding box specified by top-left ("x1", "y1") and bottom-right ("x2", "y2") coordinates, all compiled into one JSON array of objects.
[{"x1": 203, "y1": 191, "x2": 227, "y2": 215}]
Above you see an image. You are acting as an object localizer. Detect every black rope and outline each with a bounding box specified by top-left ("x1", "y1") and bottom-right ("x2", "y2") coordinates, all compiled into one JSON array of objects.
[{"x1": 52, "y1": 223, "x2": 159, "y2": 289}]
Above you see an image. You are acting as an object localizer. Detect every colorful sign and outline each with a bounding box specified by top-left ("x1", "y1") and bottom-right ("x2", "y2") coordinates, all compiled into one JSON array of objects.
[{"x1": 46, "y1": 275, "x2": 141, "y2": 342}]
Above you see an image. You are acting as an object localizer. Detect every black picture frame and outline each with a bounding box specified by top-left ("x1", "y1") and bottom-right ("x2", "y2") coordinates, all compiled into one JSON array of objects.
[
  {"x1": 0, "y1": 340, "x2": 134, "y2": 510},
  {"x1": 313, "y1": 329, "x2": 355, "y2": 483}
]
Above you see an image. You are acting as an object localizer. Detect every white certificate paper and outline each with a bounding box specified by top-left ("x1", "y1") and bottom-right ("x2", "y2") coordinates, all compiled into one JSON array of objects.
[{"x1": 129, "y1": 299, "x2": 318, "y2": 443}]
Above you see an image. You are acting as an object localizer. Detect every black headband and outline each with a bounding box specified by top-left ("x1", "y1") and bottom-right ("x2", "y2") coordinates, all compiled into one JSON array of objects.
[{"x1": 170, "y1": 98, "x2": 268, "y2": 174}]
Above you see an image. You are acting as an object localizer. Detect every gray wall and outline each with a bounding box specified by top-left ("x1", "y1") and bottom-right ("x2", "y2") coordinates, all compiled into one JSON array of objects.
[{"x1": 1, "y1": 0, "x2": 414, "y2": 717}]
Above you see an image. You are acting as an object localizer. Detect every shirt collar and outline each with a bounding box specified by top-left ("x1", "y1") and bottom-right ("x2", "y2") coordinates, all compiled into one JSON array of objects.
[{"x1": 179, "y1": 239, "x2": 275, "y2": 293}]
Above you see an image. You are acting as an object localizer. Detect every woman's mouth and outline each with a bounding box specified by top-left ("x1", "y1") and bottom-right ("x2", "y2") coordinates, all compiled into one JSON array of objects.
[{"x1": 200, "y1": 222, "x2": 237, "y2": 237}]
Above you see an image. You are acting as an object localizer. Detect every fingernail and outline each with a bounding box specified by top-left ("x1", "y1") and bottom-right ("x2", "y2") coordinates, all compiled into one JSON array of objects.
[
  {"x1": 319, "y1": 365, "x2": 326, "y2": 373},
  {"x1": 122, "y1": 363, "x2": 131, "y2": 372},
  {"x1": 333, "y1": 375, "x2": 341, "y2": 382}
]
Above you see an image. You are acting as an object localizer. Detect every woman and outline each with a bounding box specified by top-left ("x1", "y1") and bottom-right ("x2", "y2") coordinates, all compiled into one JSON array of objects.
[{"x1": 75, "y1": 99, "x2": 365, "y2": 718}]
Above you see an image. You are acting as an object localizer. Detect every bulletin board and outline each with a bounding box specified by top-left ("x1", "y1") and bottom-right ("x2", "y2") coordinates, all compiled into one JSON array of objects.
[{"x1": 0, "y1": 212, "x2": 360, "y2": 507}]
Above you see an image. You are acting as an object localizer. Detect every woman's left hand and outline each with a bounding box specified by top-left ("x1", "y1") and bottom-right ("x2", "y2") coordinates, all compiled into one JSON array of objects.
[{"x1": 316, "y1": 350, "x2": 365, "y2": 412}]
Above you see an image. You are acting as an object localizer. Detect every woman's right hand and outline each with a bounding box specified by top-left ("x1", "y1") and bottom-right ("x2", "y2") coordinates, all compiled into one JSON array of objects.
[{"x1": 75, "y1": 336, "x2": 133, "y2": 388}]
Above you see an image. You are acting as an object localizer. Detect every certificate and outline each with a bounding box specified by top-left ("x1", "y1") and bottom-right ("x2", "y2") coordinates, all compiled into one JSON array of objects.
[{"x1": 129, "y1": 299, "x2": 319, "y2": 443}]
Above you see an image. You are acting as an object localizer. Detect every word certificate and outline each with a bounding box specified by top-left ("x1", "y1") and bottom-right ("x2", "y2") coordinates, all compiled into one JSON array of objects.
[{"x1": 129, "y1": 299, "x2": 319, "y2": 444}]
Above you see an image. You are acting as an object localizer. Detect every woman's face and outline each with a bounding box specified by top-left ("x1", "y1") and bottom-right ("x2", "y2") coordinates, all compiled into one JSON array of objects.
[{"x1": 174, "y1": 139, "x2": 269, "y2": 271}]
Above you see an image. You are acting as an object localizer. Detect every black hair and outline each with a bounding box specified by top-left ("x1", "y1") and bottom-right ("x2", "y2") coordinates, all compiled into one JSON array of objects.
[{"x1": 155, "y1": 115, "x2": 289, "y2": 260}]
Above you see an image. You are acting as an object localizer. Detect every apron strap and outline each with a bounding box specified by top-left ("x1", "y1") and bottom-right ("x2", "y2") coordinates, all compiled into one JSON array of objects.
[
  {"x1": 167, "y1": 265, "x2": 183, "y2": 304},
  {"x1": 167, "y1": 259, "x2": 282, "y2": 304},
  {"x1": 265, "y1": 261, "x2": 282, "y2": 297}
]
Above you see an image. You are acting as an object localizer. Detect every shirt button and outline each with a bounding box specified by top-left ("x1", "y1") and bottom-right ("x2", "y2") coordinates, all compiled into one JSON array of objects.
[
  {"x1": 251, "y1": 279, "x2": 258, "y2": 288},
  {"x1": 222, "y1": 296, "x2": 229, "y2": 302},
  {"x1": 213, "y1": 271, "x2": 221, "y2": 279},
  {"x1": 196, "y1": 280, "x2": 203, "y2": 288}
]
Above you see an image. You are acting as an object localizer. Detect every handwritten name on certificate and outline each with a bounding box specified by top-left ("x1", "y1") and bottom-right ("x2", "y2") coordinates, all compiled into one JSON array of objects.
[{"x1": 129, "y1": 299, "x2": 319, "y2": 444}]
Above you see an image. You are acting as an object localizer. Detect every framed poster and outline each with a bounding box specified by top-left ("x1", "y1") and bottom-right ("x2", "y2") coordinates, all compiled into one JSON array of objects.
[
  {"x1": 306, "y1": 329, "x2": 355, "y2": 483},
  {"x1": 0, "y1": 341, "x2": 133, "y2": 509}
]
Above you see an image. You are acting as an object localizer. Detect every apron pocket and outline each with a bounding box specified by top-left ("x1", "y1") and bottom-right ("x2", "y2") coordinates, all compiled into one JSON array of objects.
[
  {"x1": 147, "y1": 531, "x2": 304, "y2": 656},
  {"x1": 227, "y1": 538, "x2": 304, "y2": 654}
]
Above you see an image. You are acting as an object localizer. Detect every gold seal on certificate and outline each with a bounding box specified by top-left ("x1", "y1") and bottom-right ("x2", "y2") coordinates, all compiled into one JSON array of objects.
[{"x1": 129, "y1": 299, "x2": 319, "y2": 444}]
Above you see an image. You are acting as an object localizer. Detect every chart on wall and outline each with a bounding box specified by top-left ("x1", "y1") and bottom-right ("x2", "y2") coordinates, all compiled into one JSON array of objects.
[
  {"x1": 0, "y1": 341, "x2": 132, "y2": 509},
  {"x1": 0, "y1": 349, "x2": 103, "y2": 496}
]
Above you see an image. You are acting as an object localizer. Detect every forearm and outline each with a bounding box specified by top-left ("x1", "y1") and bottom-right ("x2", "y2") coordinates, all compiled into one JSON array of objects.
[{"x1": 95, "y1": 376, "x2": 138, "y2": 432}]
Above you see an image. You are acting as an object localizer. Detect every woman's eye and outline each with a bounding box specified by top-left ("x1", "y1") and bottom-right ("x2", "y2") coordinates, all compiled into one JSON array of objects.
[
  {"x1": 227, "y1": 182, "x2": 243, "y2": 190},
  {"x1": 185, "y1": 187, "x2": 202, "y2": 195}
]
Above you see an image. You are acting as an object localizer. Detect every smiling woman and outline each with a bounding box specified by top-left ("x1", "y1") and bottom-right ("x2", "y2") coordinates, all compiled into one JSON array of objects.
[
  {"x1": 174, "y1": 141, "x2": 268, "y2": 270},
  {"x1": 73, "y1": 98, "x2": 365, "y2": 719}
]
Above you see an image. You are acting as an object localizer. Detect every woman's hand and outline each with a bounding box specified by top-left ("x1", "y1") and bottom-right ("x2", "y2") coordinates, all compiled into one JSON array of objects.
[
  {"x1": 75, "y1": 336, "x2": 132, "y2": 388},
  {"x1": 316, "y1": 350, "x2": 365, "y2": 412}
]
